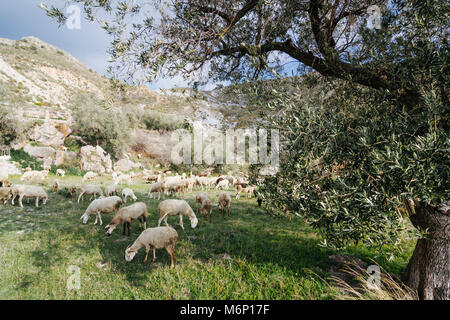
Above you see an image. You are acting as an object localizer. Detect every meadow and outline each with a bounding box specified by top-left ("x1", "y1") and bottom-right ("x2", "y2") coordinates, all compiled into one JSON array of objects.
[{"x1": 0, "y1": 174, "x2": 415, "y2": 299}]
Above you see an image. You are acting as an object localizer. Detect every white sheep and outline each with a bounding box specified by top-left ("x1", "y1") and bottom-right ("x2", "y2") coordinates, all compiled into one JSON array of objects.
[
  {"x1": 82, "y1": 171, "x2": 98, "y2": 182},
  {"x1": 157, "y1": 199, "x2": 198, "y2": 230},
  {"x1": 0, "y1": 170, "x2": 9, "y2": 186},
  {"x1": 56, "y1": 169, "x2": 65, "y2": 177},
  {"x1": 195, "y1": 192, "x2": 209, "y2": 214},
  {"x1": 122, "y1": 188, "x2": 137, "y2": 203},
  {"x1": 216, "y1": 179, "x2": 230, "y2": 190},
  {"x1": 20, "y1": 170, "x2": 49, "y2": 184},
  {"x1": 80, "y1": 196, "x2": 122, "y2": 225},
  {"x1": 104, "y1": 202, "x2": 148, "y2": 236},
  {"x1": 125, "y1": 226, "x2": 178, "y2": 268},
  {"x1": 235, "y1": 184, "x2": 255, "y2": 199},
  {"x1": 77, "y1": 184, "x2": 103, "y2": 203},
  {"x1": 105, "y1": 183, "x2": 118, "y2": 197},
  {"x1": 17, "y1": 185, "x2": 48, "y2": 208},
  {"x1": 114, "y1": 173, "x2": 132, "y2": 185},
  {"x1": 148, "y1": 182, "x2": 165, "y2": 200},
  {"x1": 218, "y1": 192, "x2": 231, "y2": 217},
  {"x1": 10, "y1": 184, "x2": 26, "y2": 205}
]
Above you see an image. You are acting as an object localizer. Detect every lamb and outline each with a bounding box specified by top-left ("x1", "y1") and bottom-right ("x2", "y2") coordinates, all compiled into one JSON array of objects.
[
  {"x1": 216, "y1": 179, "x2": 230, "y2": 190},
  {"x1": 77, "y1": 184, "x2": 103, "y2": 203},
  {"x1": 148, "y1": 182, "x2": 165, "y2": 200},
  {"x1": 0, "y1": 187, "x2": 12, "y2": 204},
  {"x1": 104, "y1": 202, "x2": 148, "y2": 236},
  {"x1": 122, "y1": 188, "x2": 137, "y2": 203},
  {"x1": 157, "y1": 199, "x2": 198, "y2": 230},
  {"x1": 195, "y1": 192, "x2": 209, "y2": 214},
  {"x1": 52, "y1": 179, "x2": 60, "y2": 192},
  {"x1": 105, "y1": 183, "x2": 118, "y2": 197},
  {"x1": 80, "y1": 196, "x2": 122, "y2": 225},
  {"x1": 125, "y1": 226, "x2": 178, "y2": 268},
  {"x1": 17, "y1": 185, "x2": 48, "y2": 208},
  {"x1": 56, "y1": 169, "x2": 65, "y2": 177},
  {"x1": 82, "y1": 171, "x2": 98, "y2": 182},
  {"x1": 200, "y1": 199, "x2": 213, "y2": 223},
  {"x1": 68, "y1": 185, "x2": 77, "y2": 199},
  {"x1": 218, "y1": 192, "x2": 231, "y2": 217},
  {"x1": 235, "y1": 184, "x2": 255, "y2": 199}
]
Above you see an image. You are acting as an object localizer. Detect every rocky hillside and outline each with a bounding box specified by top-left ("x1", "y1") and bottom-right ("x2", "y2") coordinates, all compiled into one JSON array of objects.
[{"x1": 0, "y1": 36, "x2": 268, "y2": 173}]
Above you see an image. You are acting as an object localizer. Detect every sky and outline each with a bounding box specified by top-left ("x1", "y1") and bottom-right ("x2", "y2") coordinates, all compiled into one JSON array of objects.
[{"x1": 0, "y1": 0, "x2": 188, "y2": 90}]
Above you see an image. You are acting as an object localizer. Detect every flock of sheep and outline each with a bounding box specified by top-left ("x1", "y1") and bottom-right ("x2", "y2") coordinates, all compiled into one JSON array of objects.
[{"x1": 0, "y1": 167, "x2": 258, "y2": 268}]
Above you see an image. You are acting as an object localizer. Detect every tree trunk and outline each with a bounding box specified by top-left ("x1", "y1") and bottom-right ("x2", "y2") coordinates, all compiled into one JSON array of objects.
[{"x1": 403, "y1": 200, "x2": 450, "y2": 300}]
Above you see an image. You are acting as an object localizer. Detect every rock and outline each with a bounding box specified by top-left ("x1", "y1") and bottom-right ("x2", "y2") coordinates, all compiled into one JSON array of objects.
[
  {"x1": 80, "y1": 145, "x2": 112, "y2": 174},
  {"x1": 29, "y1": 121, "x2": 69, "y2": 149},
  {"x1": 64, "y1": 151, "x2": 77, "y2": 161},
  {"x1": 114, "y1": 158, "x2": 140, "y2": 172},
  {"x1": 24, "y1": 144, "x2": 55, "y2": 160}
]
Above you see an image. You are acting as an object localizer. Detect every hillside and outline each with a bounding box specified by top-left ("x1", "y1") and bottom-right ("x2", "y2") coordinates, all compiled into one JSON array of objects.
[{"x1": 0, "y1": 36, "x2": 270, "y2": 172}]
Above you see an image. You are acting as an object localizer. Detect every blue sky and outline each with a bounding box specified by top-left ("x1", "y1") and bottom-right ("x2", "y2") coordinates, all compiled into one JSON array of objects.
[{"x1": 0, "y1": 0, "x2": 187, "y2": 89}]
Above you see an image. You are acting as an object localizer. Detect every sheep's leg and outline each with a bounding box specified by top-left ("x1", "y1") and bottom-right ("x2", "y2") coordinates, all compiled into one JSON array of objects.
[
  {"x1": 228, "y1": 206, "x2": 230, "y2": 217},
  {"x1": 209, "y1": 209, "x2": 212, "y2": 223},
  {"x1": 142, "y1": 215, "x2": 147, "y2": 230},
  {"x1": 179, "y1": 214, "x2": 184, "y2": 230},
  {"x1": 35, "y1": 197, "x2": 39, "y2": 208},
  {"x1": 11, "y1": 194, "x2": 16, "y2": 205},
  {"x1": 94, "y1": 214, "x2": 98, "y2": 225},
  {"x1": 19, "y1": 195, "x2": 24, "y2": 208},
  {"x1": 99, "y1": 214, "x2": 103, "y2": 226},
  {"x1": 77, "y1": 192, "x2": 84, "y2": 204},
  {"x1": 143, "y1": 245, "x2": 150, "y2": 263},
  {"x1": 166, "y1": 245, "x2": 175, "y2": 268},
  {"x1": 127, "y1": 222, "x2": 131, "y2": 236},
  {"x1": 152, "y1": 247, "x2": 156, "y2": 262}
]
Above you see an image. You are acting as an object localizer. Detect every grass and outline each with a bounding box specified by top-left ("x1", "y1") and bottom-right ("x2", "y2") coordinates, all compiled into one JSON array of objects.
[{"x1": 0, "y1": 175, "x2": 415, "y2": 299}]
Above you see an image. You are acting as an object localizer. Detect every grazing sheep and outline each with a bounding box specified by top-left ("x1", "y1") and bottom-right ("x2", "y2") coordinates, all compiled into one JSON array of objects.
[
  {"x1": 17, "y1": 185, "x2": 48, "y2": 208},
  {"x1": 235, "y1": 184, "x2": 255, "y2": 199},
  {"x1": 105, "y1": 202, "x2": 148, "y2": 236},
  {"x1": 125, "y1": 226, "x2": 178, "y2": 268},
  {"x1": 56, "y1": 169, "x2": 65, "y2": 177},
  {"x1": 10, "y1": 184, "x2": 25, "y2": 205},
  {"x1": 195, "y1": 192, "x2": 209, "y2": 214},
  {"x1": 0, "y1": 170, "x2": 10, "y2": 187},
  {"x1": 148, "y1": 182, "x2": 165, "y2": 200},
  {"x1": 82, "y1": 171, "x2": 98, "y2": 182},
  {"x1": 122, "y1": 188, "x2": 137, "y2": 203},
  {"x1": 0, "y1": 187, "x2": 12, "y2": 204},
  {"x1": 157, "y1": 199, "x2": 198, "y2": 230},
  {"x1": 105, "y1": 183, "x2": 118, "y2": 197},
  {"x1": 216, "y1": 179, "x2": 229, "y2": 190},
  {"x1": 20, "y1": 170, "x2": 49, "y2": 184},
  {"x1": 77, "y1": 184, "x2": 103, "y2": 203},
  {"x1": 68, "y1": 185, "x2": 77, "y2": 199},
  {"x1": 52, "y1": 179, "x2": 60, "y2": 192},
  {"x1": 196, "y1": 176, "x2": 210, "y2": 190},
  {"x1": 166, "y1": 181, "x2": 185, "y2": 197},
  {"x1": 200, "y1": 199, "x2": 213, "y2": 223},
  {"x1": 114, "y1": 173, "x2": 132, "y2": 185},
  {"x1": 218, "y1": 192, "x2": 231, "y2": 217},
  {"x1": 80, "y1": 196, "x2": 122, "y2": 225}
]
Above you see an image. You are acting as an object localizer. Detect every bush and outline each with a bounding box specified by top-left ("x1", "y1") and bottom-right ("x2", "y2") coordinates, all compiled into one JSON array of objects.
[{"x1": 10, "y1": 148, "x2": 42, "y2": 170}]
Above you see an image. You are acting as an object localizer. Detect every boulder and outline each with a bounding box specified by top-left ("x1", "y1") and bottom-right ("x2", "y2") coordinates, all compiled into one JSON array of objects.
[
  {"x1": 114, "y1": 158, "x2": 141, "y2": 172},
  {"x1": 80, "y1": 145, "x2": 112, "y2": 174},
  {"x1": 29, "y1": 121, "x2": 70, "y2": 149},
  {"x1": 24, "y1": 144, "x2": 55, "y2": 160}
]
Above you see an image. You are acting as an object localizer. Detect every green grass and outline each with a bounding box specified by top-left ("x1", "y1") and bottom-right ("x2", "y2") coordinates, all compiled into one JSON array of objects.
[{"x1": 0, "y1": 175, "x2": 415, "y2": 299}]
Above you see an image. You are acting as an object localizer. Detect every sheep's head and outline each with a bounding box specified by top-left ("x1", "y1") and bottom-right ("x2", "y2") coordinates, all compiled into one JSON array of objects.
[
  {"x1": 125, "y1": 245, "x2": 137, "y2": 261},
  {"x1": 190, "y1": 215, "x2": 198, "y2": 228},
  {"x1": 80, "y1": 213, "x2": 89, "y2": 224},
  {"x1": 104, "y1": 223, "x2": 117, "y2": 236}
]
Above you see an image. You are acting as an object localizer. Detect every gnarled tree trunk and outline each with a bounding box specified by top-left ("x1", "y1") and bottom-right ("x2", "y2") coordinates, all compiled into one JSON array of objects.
[{"x1": 403, "y1": 200, "x2": 450, "y2": 300}]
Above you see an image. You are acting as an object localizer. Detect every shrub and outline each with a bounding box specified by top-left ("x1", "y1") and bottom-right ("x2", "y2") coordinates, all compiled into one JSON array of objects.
[{"x1": 10, "y1": 148, "x2": 42, "y2": 170}]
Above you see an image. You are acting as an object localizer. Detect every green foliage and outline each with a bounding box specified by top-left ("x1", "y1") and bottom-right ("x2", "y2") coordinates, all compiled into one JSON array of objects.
[
  {"x1": 70, "y1": 93, "x2": 131, "y2": 158},
  {"x1": 10, "y1": 148, "x2": 42, "y2": 170}
]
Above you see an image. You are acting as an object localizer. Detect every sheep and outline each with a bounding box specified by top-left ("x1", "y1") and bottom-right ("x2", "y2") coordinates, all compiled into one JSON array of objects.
[
  {"x1": 10, "y1": 184, "x2": 26, "y2": 205},
  {"x1": 216, "y1": 179, "x2": 230, "y2": 190},
  {"x1": 125, "y1": 226, "x2": 178, "y2": 268},
  {"x1": 122, "y1": 188, "x2": 137, "y2": 203},
  {"x1": 80, "y1": 196, "x2": 122, "y2": 225},
  {"x1": 200, "y1": 199, "x2": 213, "y2": 223},
  {"x1": 114, "y1": 173, "x2": 132, "y2": 185},
  {"x1": 0, "y1": 187, "x2": 12, "y2": 204},
  {"x1": 166, "y1": 181, "x2": 185, "y2": 197},
  {"x1": 148, "y1": 182, "x2": 165, "y2": 200},
  {"x1": 104, "y1": 202, "x2": 148, "y2": 236},
  {"x1": 105, "y1": 183, "x2": 118, "y2": 197},
  {"x1": 82, "y1": 171, "x2": 98, "y2": 182},
  {"x1": 52, "y1": 179, "x2": 60, "y2": 192},
  {"x1": 20, "y1": 170, "x2": 49, "y2": 184},
  {"x1": 77, "y1": 184, "x2": 103, "y2": 203},
  {"x1": 0, "y1": 170, "x2": 9, "y2": 186},
  {"x1": 196, "y1": 176, "x2": 210, "y2": 190},
  {"x1": 218, "y1": 192, "x2": 231, "y2": 217},
  {"x1": 195, "y1": 192, "x2": 209, "y2": 214},
  {"x1": 157, "y1": 199, "x2": 198, "y2": 230},
  {"x1": 17, "y1": 185, "x2": 48, "y2": 208},
  {"x1": 68, "y1": 185, "x2": 77, "y2": 199},
  {"x1": 235, "y1": 184, "x2": 255, "y2": 199},
  {"x1": 56, "y1": 169, "x2": 65, "y2": 177}
]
